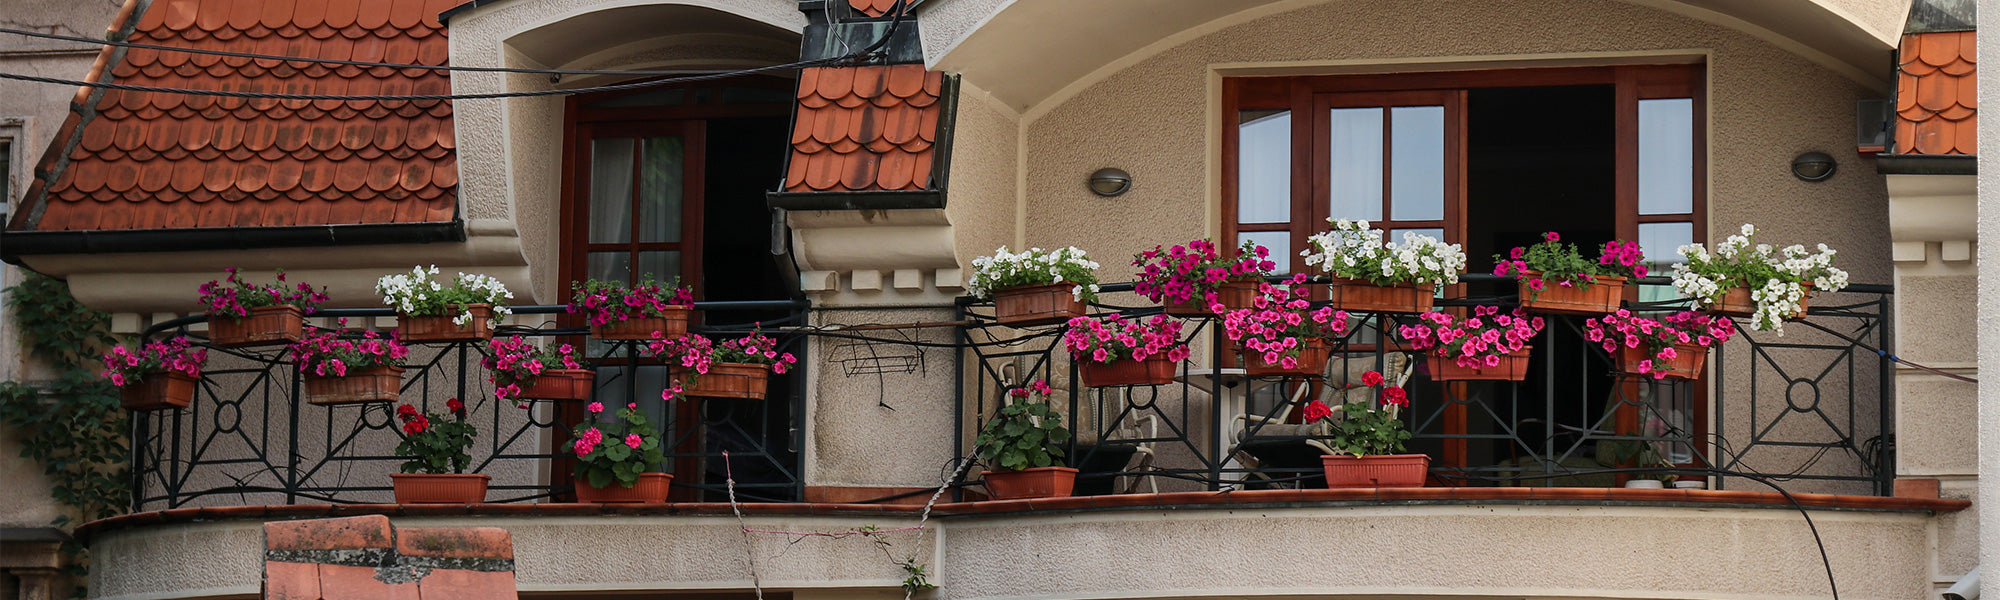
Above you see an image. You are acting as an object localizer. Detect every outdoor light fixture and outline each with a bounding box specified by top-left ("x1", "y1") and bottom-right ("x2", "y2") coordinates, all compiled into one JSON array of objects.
[
  {"x1": 1088, "y1": 168, "x2": 1132, "y2": 197},
  {"x1": 1790, "y1": 152, "x2": 1836, "y2": 182}
]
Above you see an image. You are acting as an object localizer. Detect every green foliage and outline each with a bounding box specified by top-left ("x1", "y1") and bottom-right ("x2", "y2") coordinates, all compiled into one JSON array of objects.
[
  {"x1": 1326, "y1": 401, "x2": 1411, "y2": 457},
  {"x1": 572, "y1": 405, "x2": 666, "y2": 489},
  {"x1": 973, "y1": 389, "x2": 1071, "y2": 471},
  {"x1": 393, "y1": 407, "x2": 476, "y2": 475}
]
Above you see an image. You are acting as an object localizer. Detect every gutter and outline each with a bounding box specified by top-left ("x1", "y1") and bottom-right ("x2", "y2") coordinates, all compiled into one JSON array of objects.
[
  {"x1": 0, "y1": 220, "x2": 468, "y2": 265},
  {"x1": 1876, "y1": 154, "x2": 1976, "y2": 175}
]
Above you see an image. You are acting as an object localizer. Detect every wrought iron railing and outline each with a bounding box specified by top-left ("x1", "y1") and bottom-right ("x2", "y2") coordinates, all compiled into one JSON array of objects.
[
  {"x1": 129, "y1": 300, "x2": 809, "y2": 510},
  {"x1": 953, "y1": 275, "x2": 1894, "y2": 498}
]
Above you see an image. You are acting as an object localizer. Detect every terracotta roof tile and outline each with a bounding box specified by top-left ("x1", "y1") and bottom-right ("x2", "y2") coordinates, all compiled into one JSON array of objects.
[
  {"x1": 1895, "y1": 31, "x2": 1977, "y2": 155},
  {"x1": 847, "y1": 0, "x2": 899, "y2": 17},
  {"x1": 10, "y1": 0, "x2": 469, "y2": 233},
  {"x1": 783, "y1": 65, "x2": 945, "y2": 193}
]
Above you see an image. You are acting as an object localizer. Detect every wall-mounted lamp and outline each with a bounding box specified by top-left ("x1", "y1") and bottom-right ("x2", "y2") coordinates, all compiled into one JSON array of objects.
[
  {"x1": 1088, "y1": 168, "x2": 1132, "y2": 197},
  {"x1": 1791, "y1": 152, "x2": 1836, "y2": 182}
]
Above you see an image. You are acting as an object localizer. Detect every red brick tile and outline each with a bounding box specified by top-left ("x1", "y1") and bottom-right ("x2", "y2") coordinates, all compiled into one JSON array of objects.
[
  {"x1": 1894, "y1": 32, "x2": 1977, "y2": 156},
  {"x1": 416, "y1": 569, "x2": 517, "y2": 600},
  {"x1": 264, "y1": 560, "x2": 321, "y2": 600},
  {"x1": 265, "y1": 514, "x2": 392, "y2": 552},
  {"x1": 320, "y1": 563, "x2": 418, "y2": 600},
  {"x1": 396, "y1": 527, "x2": 513, "y2": 560}
]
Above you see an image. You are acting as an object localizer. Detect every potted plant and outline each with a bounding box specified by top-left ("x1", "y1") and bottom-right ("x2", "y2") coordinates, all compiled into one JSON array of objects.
[
  {"x1": 1493, "y1": 232, "x2": 1647, "y2": 315},
  {"x1": 569, "y1": 276, "x2": 694, "y2": 341},
  {"x1": 1063, "y1": 314, "x2": 1189, "y2": 387},
  {"x1": 1299, "y1": 370, "x2": 1427, "y2": 488},
  {"x1": 975, "y1": 380, "x2": 1075, "y2": 500},
  {"x1": 647, "y1": 330, "x2": 798, "y2": 400},
  {"x1": 1220, "y1": 274, "x2": 1351, "y2": 376},
  {"x1": 1131, "y1": 239, "x2": 1275, "y2": 316},
  {"x1": 1586, "y1": 310, "x2": 1737, "y2": 380},
  {"x1": 570, "y1": 399, "x2": 670, "y2": 503},
  {"x1": 485, "y1": 336, "x2": 593, "y2": 403},
  {"x1": 1398, "y1": 305, "x2": 1543, "y2": 381},
  {"x1": 198, "y1": 268, "x2": 327, "y2": 347},
  {"x1": 1670, "y1": 224, "x2": 1850, "y2": 334},
  {"x1": 376, "y1": 265, "x2": 516, "y2": 343},
  {"x1": 969, "y1": 246, "x2": 1101, "y2": 326},
  {"x1": 102, "y1": 336, "x2": 207, "y2": 411},
  {"x1": 390, "y1": 399, "x2": 488, "y2": 503},
  {"x1": 289, "y1": 324, "x2": 410, "y2": 406},
  {"x1": 1302, "y1": 219, "x2": 1465, "y2": 313}
]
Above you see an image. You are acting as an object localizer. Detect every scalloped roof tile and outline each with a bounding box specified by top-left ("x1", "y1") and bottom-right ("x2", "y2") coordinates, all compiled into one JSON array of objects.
[
  {"x1": 1895, "y1": 31, "x2": 1977, "y2": 155},
  {"x1": 784, "y1": 64, "x2": 943, "y2": 193},
  {"x1": 10, "y1": 0, "x2": 468, "y2": 233}
]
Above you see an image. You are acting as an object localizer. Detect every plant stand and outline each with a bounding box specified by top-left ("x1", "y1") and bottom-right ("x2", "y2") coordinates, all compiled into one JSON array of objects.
[
  {"x1": 677, "y1": 363, "x2": 771, "y2": 400},
  {"x1": 592, "y1": 306, "x2": 690, "y2": 341},
  {"x1": 980, "y1": 466, "x2": 1078, "y2": 500},
  {"x1": 1425, "y1": 346, "x2": 1533, "y2": 381},
  {"x1": 303, "y1": 366, "x2": 405, "y2": 406},
  {"x1": 121, "y1": 371, "x2": 197, "y2": 411},
  {"x1": 397, "y1": 304, "x2": 495, "y2": 343},
  {"x1": 1078, "y1": 356, "x2": 1177, "y2": 387},
  {"x1": 1617, "y1": 343, "x2": 1709, "y2": 380},
  {"x1": 1710, "y1": 284, "x2": 1812, "y2": 319},
  {"x1": 1326, "y1": 277, "x2": 1434, "y2": 313},
  {"x1": 514, "y1": 369, "x2": 595, "y2": 401},
  {"x1": 574, "y1": 472, "x2": 672, "y2": 503},
  {"x1": 1164, "y1": 279, "x2": 1262, "y2": 317},
  {"x1": 1518, "y1": 272, "x2": 1625, "y2": 315},
  {"x1": 993, "y1": 283, "x2": 1088, "y2": 327},
  {"x1": 209, "y1": 305, "x2": 305, "y2": 348},
  {"x1": 1242, "y1": 339, "x2": 1332, "y2": 376},
  {"x1": 1322, "y1": 454, "x2": 1430, "y2": 488},
  {"x1": 391, "y1": 473, "x2": 491, "y2": 503}
]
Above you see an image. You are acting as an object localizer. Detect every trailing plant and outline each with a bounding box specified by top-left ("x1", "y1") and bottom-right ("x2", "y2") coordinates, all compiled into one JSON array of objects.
[
  {"x1": 375, "y1": 265, "x2": 515, "y2": 327},
  {"x1": 1491, "y1": 232, "x2": 1648, "y2": 299},
  {"x1": 1299, "y1": 370, "x2": 1411, "y2": 456},
  {"x1": 1130, "y1": 239, "x2": 1274, "y2": 308},
  {"x1": 1301, "y1": 218, "x2": 1466, "y2": 287},
  {"x1": 393, "y1": 400, "x2": 475, "y2": 474},
  {"x1": 1670, "y1": 223, "x2": 1850, "y2": 334},
  {"x1": 974, "y1": 381, "x2": 1071, "y2": 471},
  {"x1": 645, "y1": 329, "x2": 798, "y2": 388},
  {"x1": 1585, "y1": 310, "x2": 1737, "y2": 379},
  {"x1": 99, "y1": 336, "x2": 206, "y2": 387},
  {"x1": 1062, "y1": 314, "x2": 1189, "y2": 365},
  {"x1": 1220, "y1": 274, "x2": 1350, "y2": 367},
  {"x1": 483, "y1": 335, "x2": 584, "y2": 402},
  {"x1": 289, "y1": 324, "x2": 409, "y2": 377},
  {"x1": 1398, "y1": 305, "x2": 1544, "y2": 368},
  {"x1": 571, "y1": 399, "x2": 666, "y2": 489},
  {"x1": 567, "y1": 276, "x2": 693, "y2": 326},
  {"x1": 197, "y1": 268, "x2": 328, "y2": 318},
  {"x1": 968, "y1": 246, "x2": 1102, "y2": 303}
]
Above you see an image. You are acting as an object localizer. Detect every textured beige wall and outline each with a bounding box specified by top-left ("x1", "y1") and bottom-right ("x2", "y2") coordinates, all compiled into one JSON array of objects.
[
  {"x1": 1976, "y1": 2, "x2": 1999, "y2": 598},
  {"x1": 942, "y1": 81, "x2": 1019, "y2": 275},
  {"x1": 806, "y1": 307, "x2": 962, "y2": 489}
]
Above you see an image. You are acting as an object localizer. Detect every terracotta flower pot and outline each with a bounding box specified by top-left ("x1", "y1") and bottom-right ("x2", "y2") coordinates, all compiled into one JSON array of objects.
[
  {"x1": 1077, "y1": 356, "x2": 1177, "y2": 387},
  {"x1": 515, "y1": 369, "x2": 595, "y2": 401},
  {"x1": 391, "y1": 473, "x2": 491, "y2": 504},
  {"x1": 120, "y1": 371, "x2": 197, "y2": 411},
  {"x1": 1710, "y1": 283, "x2": 1813, "y2": 319},
  {"x1": 1164, "y1": 279, "x2": 1262, "y2": 317},
  {"x1": 573, "y1": 472, "x2": 672, "y2": 503},
  {"x1": 1326, "y1": 277, "x2": 1434, "y2": 313},
  {"x1": 592, "y1": 306, "x2": 690, "y2": 341},
  {"x1": 993, "y1": 283, "x2": 1089, "y2": 327},
  {"x1": 1425, "y1": 346, "x2": 1533, "y2": 381},
  {"x1": 980, "y1": 466, "x2": 1078, "y2": 500},
  {"x1": 677, "y1": 363, "x2": 771, "y2": 400},
  {"x1": 1322, "y1": 453, "x2": 1431, "y2": 488},
  {"x1": 209, "y1": 305, "x2": 305, "y2": 348},
  {"x1": 1518, "y1": 271, "x2": 1625, "y2": 315},
  {"x1": 303, "y1": 365, "x2": 405, "y2": 406},
  {"x1": 1617, "y1": 343, "x2": 1709, "y2": 381},
  {"x1": 397, "y1": 304, "x2": 495, "y2": 343},
  {"x1": 1242, "y1": 339, "x2": 1333, "y2": 376}
]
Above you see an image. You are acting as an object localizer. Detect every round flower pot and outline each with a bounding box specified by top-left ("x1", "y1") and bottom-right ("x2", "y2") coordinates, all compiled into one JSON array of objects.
[
  {"x1": 1425, "y1": 346, "x2": 1533, "y2": 381},
  {"x1": 209, "y1": 305, "x2": 305, "y2": 348},
  {"x1": 1077, "y1": 356, "x2": 1177, "y2": 387},
  {"x1": 677, "y1": 363, "x2": 771, "y2": 400},
  {"x1": 980, "y1": 466, "x2": 1078, "y2": 500},
  {"x1": 1325, "y1": 277, "x2": 1435, "y2": 313},
  {"x1": 574, "y1": 472, "x2": 672, "y2": 503},
  {"x1": 120, "y1": 371, "x2": 197, "y2": 412},
  {"x1": 1164, "y1": 279, "x2": 1262, "y2": 317},
  {"x1": 391, "y1": 473, "x2": 491, "y2": 504},
  {"x1": 1616, "y1": 343, "x2": 1709, "y2": 381},
  {"x1": 1623, "y1": 479, "x2": 1666, "y2": 489},
  {"x1": 515, "y1": 369, "x2": 595, "y2": 401},
  {"x1": 1710, "y1": 283, "x2": 1813, "y2": 319},
  {"x1": 993, "y1": 283, "x2": 1089, "y2": 327},
  {"x1": 1518, "y1": 271, "x2": 1625, "y2": 315},
  {"x1": 303, "y1": 365, "x2": 405, "y2": 406},
  {"x1": 1321, "y1": 454, "x2": 1430, "y2": 488},
  {"x1": 592, "y1": 306, "x2": 690, "y2": 341},
  {"x1": 1242, "y1": 339, "x2": 1333, "y2": 376},
  {"x1": 397, "y1": 304, "x2": 495, "y2": 343}
]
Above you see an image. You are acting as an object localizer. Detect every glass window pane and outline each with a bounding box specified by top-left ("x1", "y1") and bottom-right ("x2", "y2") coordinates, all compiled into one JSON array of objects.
[
  {"x1": 637, "y1": 137, "x2": 684, "y2": 243},
  {"x1": 637, "y1": 251, "x2": 682, "y2": 286},
  {"x1": 589, "y1": 138, "x2": 635, "y2": 244},
  {"x1": 1329, "y1": 108, "x2": 1383, "y2": 221},
  {"x1": 1237, "y1": 110, "x2": 1291, "y2": 224},
  {"x1": 1637, "y1": 222, "x2": 1694, "y2": 304},
  {"x1": 1389, "y1": 106, "x2": 1444, "y2": 221},
  {"x1": 588, "y1": 252, "x2": 631, "y2": 285},
  {"x1": 1639, "y1": 98, "x2": 1695, "y2": 215},
  {"x1": 1238, "y1": 231, "x2": 1291, "y2": 274}
]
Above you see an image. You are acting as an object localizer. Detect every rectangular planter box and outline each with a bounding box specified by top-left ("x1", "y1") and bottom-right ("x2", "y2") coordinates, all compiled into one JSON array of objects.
[
  {"x1": 1242, "y1": 339, "x2": 1332, "y2": 377},
  {"x1": 994, "y1": 283, "x2": 1088, "y2": 327},
  {"x1": 1322, "y1": 453, "x2": 1430, "y2": 488},
  {"x1": 980, "y1": 466, "x2": 1077, "y2": 500},
  {"x1": 391, "y1": 473, "x2": 490, "y2": 504},
  {"x1": 1519, "y1": 272, "x2": 1625, "y2": 315},
  {"x1": 1327, "y1": 278, "x2": 1434, "y2": 314},
  {"x1": 1710, "y1": 284, "x2": 1812, "y2": 319},
  {"x1": 398, "y1": 304, "x2": 495, "y2": 344},
  {"x1": 592, "y1": 306, "x2": 690, "y2": 341},
  {"x1": 209, "y1": 305, "x2": 305, "y2": 348},
  {"x1": 121, "y1": 371, "x2": 197, "y2": 412},
  {"x1": 1618, "y1": 343, "x2": 1709, "y2": 381},
  {"x1": 1425, "y1": 346, "x2": 1532, "y2": 381},
  {"x1": 516, "y1": 369, "x2": 595, "y2": 401},
  {"x1": 574, "y1": 472, "x2": 672, "y2": 503},
  {"x1": 304, "y1": 365, "x2": 405, "y2": 406},
  {"x1": 677, "y1": 362, "x2": 771, "y2": 400},
  {"x1": 1077, "y1": 356, "x2": 1177, "y2": 387}
]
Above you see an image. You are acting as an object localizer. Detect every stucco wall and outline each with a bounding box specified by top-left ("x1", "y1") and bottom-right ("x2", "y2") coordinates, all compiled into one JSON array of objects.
[{"x1": 942, "y1": 81, "x2": 1019, "y2": 274}]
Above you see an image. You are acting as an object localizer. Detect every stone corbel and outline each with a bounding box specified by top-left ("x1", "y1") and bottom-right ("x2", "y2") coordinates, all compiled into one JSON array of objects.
[
  {"x1": 1886, "y1": 174, "x2": 1976, "y2": 266},
  {"x1": 787, "y1": 209, "x2": 962, "y2": 306}
]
